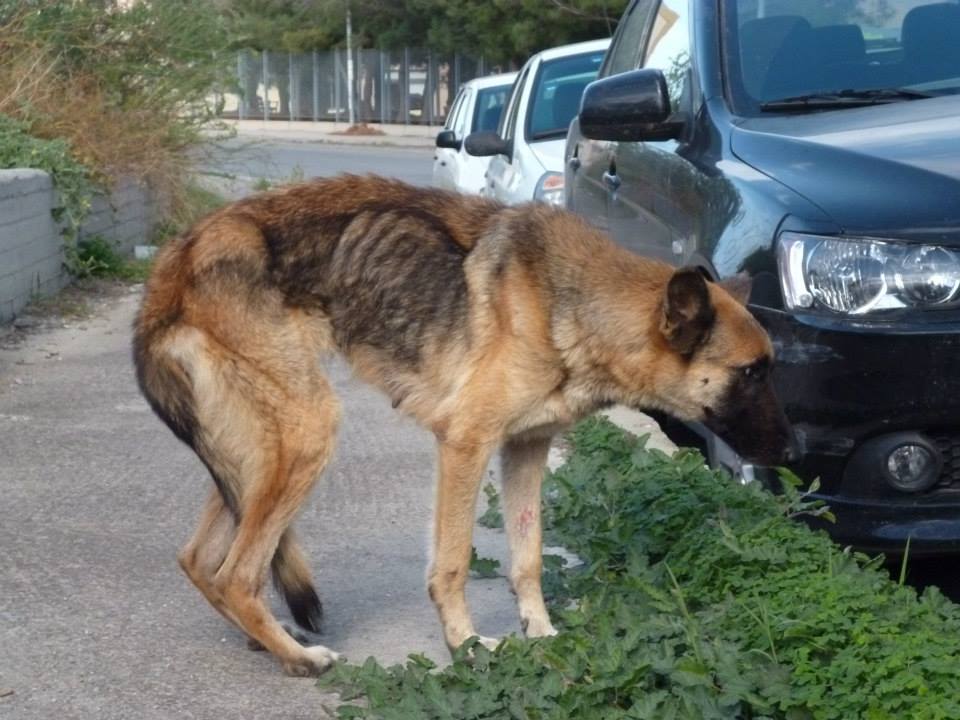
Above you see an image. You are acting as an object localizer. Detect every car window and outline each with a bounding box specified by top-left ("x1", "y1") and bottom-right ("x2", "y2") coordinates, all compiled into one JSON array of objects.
[
  {"x1": 525, "y1": 50, "x2": 606, "y2": 141},
  {"x1": 642, "y1": 0, "x2": 691, "y2": 112},
  {"x1": 453, "y1": 88, "x2": 471, "y2": 137},
  {"x1": 726, "y1": 0, "x2": 960, "y2": 111},
  {"x1": 603, "y1": 0, "x2": 658, "y2": 76},
  {"x1": 471, "y1": 85, "x2": 511, "y2": 133},
  {"x1": 500, "y1": 63, "x2": 531, "y2": 143},
  {"x1": 444, "y1": 89, "x2": 466, "y2": 132}
]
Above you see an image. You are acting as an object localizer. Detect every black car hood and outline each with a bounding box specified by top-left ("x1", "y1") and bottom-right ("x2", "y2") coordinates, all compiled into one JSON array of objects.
[{"x1": 731, "y1": 95, "x2": 960, "y2": 245}]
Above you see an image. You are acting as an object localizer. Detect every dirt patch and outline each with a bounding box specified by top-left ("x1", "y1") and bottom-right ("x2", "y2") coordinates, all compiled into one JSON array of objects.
[
  {"x1": 1, "y1": 280, "x2": 140, "y2": 349},
  {"x1": 331, "y1": 123, "x2": 387, "y2": 136}
]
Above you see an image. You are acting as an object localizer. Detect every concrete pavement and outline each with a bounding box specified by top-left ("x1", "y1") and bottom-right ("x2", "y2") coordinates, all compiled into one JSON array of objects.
[
  {"x1": 0, "y1": 284, "x2": 676, "y2": 719},
  {"x1": 0, "y1": 290, "x2": 515, "y2": 719},
  {"x1": 0, "y1": 274, "x2": 679, "y2": 720}
]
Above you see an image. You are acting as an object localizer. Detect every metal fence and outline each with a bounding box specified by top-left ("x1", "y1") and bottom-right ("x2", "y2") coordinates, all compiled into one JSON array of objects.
[{"x1": 217, "y1": 49, "x2": 498, "y2": 125}]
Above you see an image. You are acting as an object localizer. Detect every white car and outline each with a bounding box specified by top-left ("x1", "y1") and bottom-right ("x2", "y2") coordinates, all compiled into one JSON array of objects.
[
  {"x1": 464, "y1": 38, "x2": 609, "y2": 205},
  {"x1": 432, "y1": 72, "x2": 517, "y2": 194}
]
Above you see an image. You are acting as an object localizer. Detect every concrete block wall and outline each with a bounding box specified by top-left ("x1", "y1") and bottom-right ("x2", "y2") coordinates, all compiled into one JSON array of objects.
[
  {"x1": 81, "y1": 178, "x2": 157, "y2": 255},
  {"x1": 0, "y1": 171, "x2": 155, "y2": 322},
  {"x1": 0, "y1": 170, "x2": 66, "y2": 323}
]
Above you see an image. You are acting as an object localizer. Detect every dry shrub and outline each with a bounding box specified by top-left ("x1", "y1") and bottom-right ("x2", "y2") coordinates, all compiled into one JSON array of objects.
[{"x1": 0, "y1": 2, "x2": 232, "y2": 214}]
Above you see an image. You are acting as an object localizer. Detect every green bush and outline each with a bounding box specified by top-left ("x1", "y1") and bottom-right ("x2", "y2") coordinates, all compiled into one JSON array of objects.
[
  {"x1": 0, "y1": 114, "x2": 95, "y2": 236},
  {"x1": 71, "y1": 235, "x2": 151, "y2": 281},
  {"x1": 318, "y1": 418, "x2": 960, "y2": 719}
]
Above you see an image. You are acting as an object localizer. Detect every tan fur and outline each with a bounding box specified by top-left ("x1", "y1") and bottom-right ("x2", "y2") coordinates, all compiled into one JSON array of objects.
[{"x1": 133, "y1": 175, "x2": 787, "y2": 675}]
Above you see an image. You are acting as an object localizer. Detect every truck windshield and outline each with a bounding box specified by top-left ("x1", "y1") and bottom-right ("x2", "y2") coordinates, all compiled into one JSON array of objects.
[
  {"x1": 725, "y1": 0, "x2": 960, "y2": 112},
  {"x1": 526, "y1": 50, "x2": 606, "y2": 141}
]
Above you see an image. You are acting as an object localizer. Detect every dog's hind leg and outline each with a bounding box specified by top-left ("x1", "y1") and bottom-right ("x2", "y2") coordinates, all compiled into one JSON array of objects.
[
  {"x1": 179, "y1": 491, "x2": 322, "y2": 652},
  {"x1": 178, "y1": 489, "x2": 270, "y2": 637},
  {"x1": 501, "y1": 436, "x2": 557, "y2": 638},
  {"x1": 206, "y1": 369, "x2": 341, "y2": 677},
  {"x1": 428, "y1": 439, "x2": 497, "y2": 652},
  {"x1": 161, "y1": 302, "x2": 340, "y2": 675}
]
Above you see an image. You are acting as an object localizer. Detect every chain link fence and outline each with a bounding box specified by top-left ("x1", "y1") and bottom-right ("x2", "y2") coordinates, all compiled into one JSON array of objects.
[{"x1": 217, "y1": 49, "x2": 498, "y2": 125}]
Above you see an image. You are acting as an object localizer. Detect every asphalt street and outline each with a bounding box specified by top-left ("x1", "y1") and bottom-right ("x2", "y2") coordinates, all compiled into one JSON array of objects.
[{"x1": 201, "y1": 138, "x2": 435, "y2": 192}]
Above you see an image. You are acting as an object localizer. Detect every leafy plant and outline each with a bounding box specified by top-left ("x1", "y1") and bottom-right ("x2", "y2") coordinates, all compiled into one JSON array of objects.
[
  {"x1": 72, "y1": 235, "x2": 151, "y2": 281},
  {"x1": 318, "y1": 418, "x2": 960, "y2": 719},
  {"x1": 0, "y1": 113, "x2": 101, "y2": 276},
  {"x1": 469, "y1": 547, "x2": 501, "y2": 579},
  {"x1": 0, "y1": 114, "x2": 95, "y2": 236},
  {"x1": 477, "y1": 482, "x2": 504, "y2": 529}
]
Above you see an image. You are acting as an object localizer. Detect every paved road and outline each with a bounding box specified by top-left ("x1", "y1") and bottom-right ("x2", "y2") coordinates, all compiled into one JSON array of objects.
[{"x1": 202, "y1": 138, "x2": 435, "y2": 191}]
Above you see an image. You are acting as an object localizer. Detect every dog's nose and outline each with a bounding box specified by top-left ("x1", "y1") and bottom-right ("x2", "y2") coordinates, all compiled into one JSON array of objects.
[{"x1": 782, "y1": 429, "x2": 802, "y2": 464}]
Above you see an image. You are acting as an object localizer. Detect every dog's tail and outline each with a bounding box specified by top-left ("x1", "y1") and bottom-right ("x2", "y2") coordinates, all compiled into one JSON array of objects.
[
  {"x1": 131, "y1": 241, "x2": 245, "y2": 519},
  {"x1": 272, "y1": 532, "x2": 324, "y2": 633}
]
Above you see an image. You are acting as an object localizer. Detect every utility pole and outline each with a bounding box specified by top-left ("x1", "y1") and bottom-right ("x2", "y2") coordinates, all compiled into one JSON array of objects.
[{"x1": 345, "y1": 2, "x2": 356, "y2": 125}]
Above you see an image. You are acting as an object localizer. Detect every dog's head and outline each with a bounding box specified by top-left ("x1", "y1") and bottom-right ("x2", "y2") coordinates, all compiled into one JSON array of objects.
[{"x1": 624, "y1": 268, "x2": 793, "y2": 466}]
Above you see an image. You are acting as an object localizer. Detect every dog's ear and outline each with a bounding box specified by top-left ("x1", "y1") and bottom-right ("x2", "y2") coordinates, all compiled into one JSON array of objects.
[
  {"x1": 718, "y1": 273, "x2": 752, "y2": 306},
  {"x1": 661, "y1": 267, "x2": 715, "y2": 355}
]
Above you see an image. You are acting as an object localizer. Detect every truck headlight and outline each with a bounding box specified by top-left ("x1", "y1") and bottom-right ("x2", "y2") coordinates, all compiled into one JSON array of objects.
[
  {"x1": 778, "y1": 233, "x2": 960, "y2": 315},
  {"x1": 534, "y1": 172, "x2": 564, "y2": 206}
]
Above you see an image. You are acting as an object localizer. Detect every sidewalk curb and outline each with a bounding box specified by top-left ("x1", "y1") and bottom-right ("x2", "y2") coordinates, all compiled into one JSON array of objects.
[
  {"x1": 547, "y1": 407, "x2": 678, "y2": 474},
  {"x1": 232, "y1": 133, "x2": 436, "y2": 149}
]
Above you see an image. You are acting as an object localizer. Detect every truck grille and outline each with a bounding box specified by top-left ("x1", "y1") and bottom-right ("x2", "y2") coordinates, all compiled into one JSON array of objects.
[{"x1": 932, "y1": 434, "x2": 960, "y2": 488}]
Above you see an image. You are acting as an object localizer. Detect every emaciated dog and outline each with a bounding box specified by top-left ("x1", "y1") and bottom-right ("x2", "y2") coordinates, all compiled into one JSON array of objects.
[{"x1": 133, "y1": 175, "x2": 792, "y2": 675}]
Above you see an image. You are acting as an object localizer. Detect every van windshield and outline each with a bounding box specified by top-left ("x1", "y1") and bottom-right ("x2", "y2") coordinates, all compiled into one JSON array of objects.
[
  {"x1": 725, "y1": 0, "x2": 960, "y2": 112},
  {"x1": 526, "y1": 50, "x2": 605, "y2": 140}
]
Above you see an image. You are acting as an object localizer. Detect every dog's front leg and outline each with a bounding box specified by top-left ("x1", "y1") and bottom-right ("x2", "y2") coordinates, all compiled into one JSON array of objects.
[
  {"x1": 428, "y1": 439, "x2": 497, "y2": 652},
  {"x1": 501, "y1": 436, "x2": 557, "y2": 638}
]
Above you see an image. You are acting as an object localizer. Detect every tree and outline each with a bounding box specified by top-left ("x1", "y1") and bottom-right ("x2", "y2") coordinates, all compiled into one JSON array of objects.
[
  {"x1": 218, "y1": 0, "x2": 628, "y2": 61},
  {"x1": 416, "y1": 0, "x2": 626, "y2": 67}
]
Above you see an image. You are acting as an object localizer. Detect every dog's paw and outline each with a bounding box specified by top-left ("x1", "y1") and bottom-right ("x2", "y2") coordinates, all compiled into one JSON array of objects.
[
  {"x1": 476, "y1": 635, "x2": 501, "y2": 651},
  {"x1": 282, "y1": 622, "x2": 320, "y2": 646},
  {"x1": 451, "y1": 634, "x2": 502, "y2": 661},
  {"x1": 247, "y1": 623, "x2": 319, "y2": 652},
  {"x1": 282, "y1": 645, "x2": 341, "y2": 677},
  {"x1": 521, "y1": 616, "x2": 558, "y2": 638}
]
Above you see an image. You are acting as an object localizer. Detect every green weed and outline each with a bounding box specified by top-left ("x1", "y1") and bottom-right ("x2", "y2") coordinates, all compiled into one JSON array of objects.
[
  {"x1": 319, "y1": 418, "x2": 960, "y2": 719},
  {"x1": 469, "y1": 548, "x2": 501, "y2": 580},
  {"x1": 72, "y1": 236, "x2": 151, "y2": 282},
  {"x1": 477, "y1": 482, "x2": 504, "y2": 530}
]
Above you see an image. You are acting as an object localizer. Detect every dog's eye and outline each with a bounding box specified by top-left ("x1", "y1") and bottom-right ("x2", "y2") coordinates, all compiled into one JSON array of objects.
[
  {"x1": 742, "y1": 364, "x2": 765, "y2": 380},
  {"x1": 737, "y1": 359, "x2": 769, "y2": 382}
]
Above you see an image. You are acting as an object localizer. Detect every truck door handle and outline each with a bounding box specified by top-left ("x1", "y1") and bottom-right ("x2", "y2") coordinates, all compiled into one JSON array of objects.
[{"x1": 602, "y1": 170, "x2": 621, "y2": 191}]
